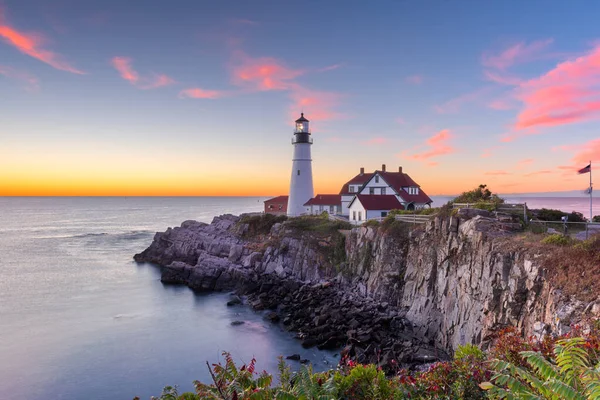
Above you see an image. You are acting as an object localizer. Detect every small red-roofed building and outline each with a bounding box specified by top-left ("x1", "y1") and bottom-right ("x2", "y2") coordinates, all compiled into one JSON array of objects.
[
  {"x1": 303, "y1": 194, "x2": 342, "y2": 215},
  {"x1": 264, "y1": 195, "x2": 288, "y2": 215},
  {"x1": 347, "y1": 195, "x2": 404, "y2": 223}
]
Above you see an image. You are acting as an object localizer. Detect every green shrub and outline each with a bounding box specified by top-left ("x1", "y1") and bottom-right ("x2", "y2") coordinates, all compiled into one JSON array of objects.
[
  {"x1": 363, "y1": 219, "x2": 381, "y2": 228},
  {"x1": 286, "y1": 215, "x2": 352, "y2": 234},
  {"x1": 473, "y1": 201, "x2": 497, "y2": 212},
  {"x1": 541, "y1": 233, "x2": 573, "y2": 246},
  {"x1": 593, "y1": 215, "x2": 600, "y2": 223},
  {"x1": 454, "y1": 344, "x2": 485, "y2": 362},
  {"x1": 239, "y1": 214, "x2": 287, "y2": 238},
  {"x1": 452, "y1": 184, "x2": 504, "y2": 205}
]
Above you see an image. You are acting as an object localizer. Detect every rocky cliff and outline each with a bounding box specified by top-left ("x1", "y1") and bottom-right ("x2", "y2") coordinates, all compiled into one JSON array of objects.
[{"x1": 134, "y1": 212, "x2": 600, "y2": 365}]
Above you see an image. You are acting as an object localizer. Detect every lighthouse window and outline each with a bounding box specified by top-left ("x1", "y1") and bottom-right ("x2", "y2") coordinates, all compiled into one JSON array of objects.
[{"x1": 297, "y1": 170, "x2": 300, "y2": 175}]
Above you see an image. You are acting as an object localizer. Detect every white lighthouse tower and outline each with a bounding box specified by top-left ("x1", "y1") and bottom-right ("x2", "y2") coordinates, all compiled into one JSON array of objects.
[{"x1": 287, "y1": 113, "x2": 314, "y2": 216}]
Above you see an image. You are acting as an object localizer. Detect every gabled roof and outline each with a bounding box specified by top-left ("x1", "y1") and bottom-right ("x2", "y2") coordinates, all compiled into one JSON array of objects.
[
  {"x1": 303, "y1": 194, "x2": 341, "y2": 206},
  {"x1": 349, "y1": 195, "x2": 404, "y2": 211},
  {"x1": 362, "y1": 171, "x2": 433, "y2": 205},
  {"x1": 339, "y1": 173, "x2": 374, "y2": 195},
  {"x1": 264, "y1": 195, "x2": 288, "y2": 204}
]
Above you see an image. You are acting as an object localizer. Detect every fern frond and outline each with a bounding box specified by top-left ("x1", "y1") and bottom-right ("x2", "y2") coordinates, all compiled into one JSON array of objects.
[{"x1": 544, "y1": 378, "x2": 587, "y2": 400}]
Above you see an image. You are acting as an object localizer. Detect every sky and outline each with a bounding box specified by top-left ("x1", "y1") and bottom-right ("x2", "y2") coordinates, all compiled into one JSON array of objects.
[{"x1": 1, "y1": 0, "x2": 599, "y2": 196}]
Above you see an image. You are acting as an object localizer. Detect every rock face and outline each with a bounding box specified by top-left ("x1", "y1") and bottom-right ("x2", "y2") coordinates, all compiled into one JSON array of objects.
[{"x1": 134, "y1": 213, "x2": 600, "y2": 364}]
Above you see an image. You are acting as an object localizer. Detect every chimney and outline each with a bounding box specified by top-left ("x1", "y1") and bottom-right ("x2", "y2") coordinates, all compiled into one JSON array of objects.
[
  {"x1": 360, "y1": 167, "x2": 364, "y2": 175},
  {"x1": 398, "y1": 166, "x2": 403, "y2": 174},
  {"x1": 382, "y1": 164, "x2": 386, "y2": 172}
]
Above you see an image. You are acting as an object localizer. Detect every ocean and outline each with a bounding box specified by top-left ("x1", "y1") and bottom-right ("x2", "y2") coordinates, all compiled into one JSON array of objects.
[{"x1": 0, "y1": 195, "x2": 596, "y2": 400}]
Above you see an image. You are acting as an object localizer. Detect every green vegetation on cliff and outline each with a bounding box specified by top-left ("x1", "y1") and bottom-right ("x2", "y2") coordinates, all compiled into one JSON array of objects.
[{"x1": 142, "y1": 324, "x2": 600, "y2": 400}]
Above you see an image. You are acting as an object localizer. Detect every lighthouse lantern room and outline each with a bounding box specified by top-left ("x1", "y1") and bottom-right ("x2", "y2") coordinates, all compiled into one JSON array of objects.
[{"x1": 287, "y1": 113, "x2": 314, "y2": 216}]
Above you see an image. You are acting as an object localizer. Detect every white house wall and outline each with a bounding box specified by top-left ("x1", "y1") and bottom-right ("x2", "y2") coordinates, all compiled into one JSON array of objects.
[
  {"x1": 348, "y1": 200, "x2": 367, "y2": 225},
  {"x1": 341, "y1": 194, "x2": 354, "y2": 216},
  {"x1": 359, "y1": 174, "x2": 393, "y2": 195}
]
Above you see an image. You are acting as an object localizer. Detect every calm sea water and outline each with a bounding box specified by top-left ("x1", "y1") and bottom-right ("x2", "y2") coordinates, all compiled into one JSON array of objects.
[
  {"x1": 0, "y1": 195, "x2": 596, "y2": 400},
  {"x1": 0, "y1": 197, "x2": 338, "y2": 400}
]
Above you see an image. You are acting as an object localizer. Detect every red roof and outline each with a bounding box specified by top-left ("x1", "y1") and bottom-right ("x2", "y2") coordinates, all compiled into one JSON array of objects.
[
  {"x1": 343, "y1": 170, "x2": 433, "y2": 205},
  {"x1": 303, "y1": 194, "x2": 341, "y2": 206},
  {"x1": 350, "y1": 195, "x2": 404, "y2": 210},
  {"x1": 339, "y1": 173, "x2": 374, "y2": 195},
  {"x1": 264, "y1": 196, "x2": 288, "y2": 204}
]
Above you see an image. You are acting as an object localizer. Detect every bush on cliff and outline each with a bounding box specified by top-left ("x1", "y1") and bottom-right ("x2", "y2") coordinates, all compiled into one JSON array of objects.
[
  {"x1": 285, "y1": 215, "x2": 352, "y2": 235},
  {"x1": 533, "y1": 208, "x2": 588, "y2": 223},
  {"x1": 239, "y1": 214, "x2": 287, "y2": 238},
  {"x1": 452, "y1": 184, "x2": 504, "y2": 206}
]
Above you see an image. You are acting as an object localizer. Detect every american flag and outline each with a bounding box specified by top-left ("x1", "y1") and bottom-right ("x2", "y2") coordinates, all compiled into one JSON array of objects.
[{"x1": 578, "y1": 163, "x2": 591, "y2": 174}]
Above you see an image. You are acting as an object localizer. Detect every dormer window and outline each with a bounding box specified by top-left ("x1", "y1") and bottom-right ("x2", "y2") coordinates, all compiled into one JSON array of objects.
[
  {"x1": 407, "y1": 187, "x2": 419, "y2": 195},
  {"x1": 349, "y1": 185, "x2": 355, "y2": 193}
]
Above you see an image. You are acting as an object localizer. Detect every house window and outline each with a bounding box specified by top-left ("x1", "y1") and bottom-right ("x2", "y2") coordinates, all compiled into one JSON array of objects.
[
  {"x1": 269, "y1": 205, "x2": 273, "y2": 209},
  {"x1": 381, "y1": 211, "x2": 387, "y2": 217},
  {"x1": 358, "y1": 211, "x2": 362, "y2": 221},
  {"x1": 415, "y1": 188, "x2": 419, "y2": 194},
  {"x1": 329, "y1": 205, "x2": 334, "y2": 213},
  {"x1": 382, "y1": 187, "x2": 386, "y2": 195},
  {"x1": 319, "y1": 205, "x2": 323, "y2": 212},
  {"x1": 352, "y1": 211, "x2": 356, "y2": 220},
  {"x1": 297, "y1": 170, "x2": 300, "y2": 175},
  {"x1": 349, "y1": 185, "x2": 355, "y2": 193},
  {"x1": 369, "y1": 187, "x2": 375, "y2": 195},
  {"x1": 375, "y1": 176, "x2": 379, "y2": 183}
]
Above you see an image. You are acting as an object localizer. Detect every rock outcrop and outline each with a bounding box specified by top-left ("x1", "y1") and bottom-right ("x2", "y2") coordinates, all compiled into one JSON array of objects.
[{"x1": 134, "y1": 212, "x2": 600, "y2": 367}]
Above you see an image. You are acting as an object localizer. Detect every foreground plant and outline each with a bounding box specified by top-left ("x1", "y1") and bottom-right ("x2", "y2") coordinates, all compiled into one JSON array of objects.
[{"x1": 482, "y1": 337, "x2": 600, "y2": 399}]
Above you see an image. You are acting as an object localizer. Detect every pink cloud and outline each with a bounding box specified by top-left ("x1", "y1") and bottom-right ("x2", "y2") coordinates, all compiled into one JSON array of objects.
[
  {"x1": 111, "y1": 57, "x2": 175, "y2": 90},
  {"x1": 231, "y1": 52, "x2": 304, "y2": 91},
  {"x1": 516, "y1": 158, "x2": 534, "y2": 169},
  {"x1": 111, "y1": 57, "x2": 138, "y2": 83},
  {"x1": 571, "y1": 138, "x2": 600, "y2": 165},
  {"x1": 0, "y1": 12, "x2": 83, "y2": 74},
  {"x1": 484, "y1": 170, "x2": 510, "y2": 176},
  {"x1": 0, "y1": 65, "x2": 39, "y2": 90},
  {"x1": 363, "y1": 137, "x2": 388, "y2": 145},
  {"x1": 514, "y1": 44, "x2": 600, "y2": 130},
  {"x1": 435, "y1": 87, "x2": 491, "y2": 113},
  {"x1": 482, "y1": 39, "x2": 553, "y2": 70},
  {"x1": 289, "y1": 88, "x2": 343, "y2": 122},
  {"x1": 524, "y1": 170, "x2": 552, "y2": 177},
  {"x1": 405, "y1": 74, "x2": 423, "y2": 84},
  {"x1": 179, "y1": 88, "x2": 223, "y2": 99},
  {"x1": 488, "y1": 99, "x2": 513, "y2": 110},
  {"x1": 405, "y1": 129, "x2": 455, "y2": 161}
]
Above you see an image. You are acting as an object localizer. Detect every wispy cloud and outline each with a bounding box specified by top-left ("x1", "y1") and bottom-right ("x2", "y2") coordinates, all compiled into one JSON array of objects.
[
  {"x1": 483, "y1": 70, "x2": 523, "y2": 86},
  {"x1": 179, "y1": 88, "x2": 223, "y2": 99},
  {"x1": 111, "y1": 57, "x2": 175, "y2": 89},
  {"x1": 482, "y1": 39, "x2": 553, "y2": 70},
  {"x1": 516, "y1": 158, "x2": 534, "y2": 169},
  {"x1": 488, "y1": 98, "x2": 514, "y2": 110},
  {"x1": 404, "y1": 129, "x2": 455, "y2": 161},
  {"x1": 231, "y1": 51, "x2": 304, "y2": 91},
  {"x1": 0, "y1": 65, "x2": 39, "y2": 90},
  {"x1": 289, "y1": 88, "x2": 343, "y2": 121},
  {"x1": 405, "y1": 74, "x2": 423, "y2": 84},
  {"x1": 362, "y1": 137, "x2": 388, "y2": 145},
  {"x1": 435, "y1": 87, "x2": 491, "y2": 113},
  {"x1": 524, "y1": 170, "x2": 552, "y2": 177},
  {"x1": 0, "y1": 11, "x2": 83, "y2": 74},
  {"x1": 514, "y1": 44, "x2": 600, "y2": 130},
  {"x1": 319, "y1": 63, "x2": 343, "y2": 72}
]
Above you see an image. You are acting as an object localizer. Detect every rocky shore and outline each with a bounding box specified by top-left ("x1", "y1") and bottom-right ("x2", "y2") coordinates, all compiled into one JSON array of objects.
[
  {"x1": 134, "y1": 211, "x2": 600, "y2": 371},
  {"x1": 134, "y1": 214, "x2": 445, "y2": 370}
]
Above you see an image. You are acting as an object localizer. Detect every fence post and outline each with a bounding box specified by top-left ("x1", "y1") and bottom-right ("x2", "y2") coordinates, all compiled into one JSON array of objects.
[{"x1": 524, "y1": 202, "x2": 528, "y2": 225}]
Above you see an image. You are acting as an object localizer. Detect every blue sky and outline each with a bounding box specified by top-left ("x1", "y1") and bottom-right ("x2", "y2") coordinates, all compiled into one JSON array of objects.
[{"x1": 1, "y1": 0, "x2": 599, "y2": 195}]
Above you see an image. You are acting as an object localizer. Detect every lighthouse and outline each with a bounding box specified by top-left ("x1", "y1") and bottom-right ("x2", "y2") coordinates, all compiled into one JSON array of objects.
[{"x1": 287, "y1": 113, "x2": 314, "y2": 216}]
